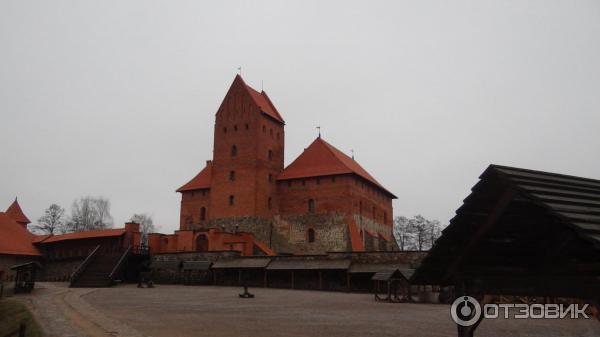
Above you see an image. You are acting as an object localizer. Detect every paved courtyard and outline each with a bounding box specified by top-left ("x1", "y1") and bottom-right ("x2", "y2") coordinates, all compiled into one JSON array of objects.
[{"x1": 15, "y1": 283, "x2": 600, "y2": 337}]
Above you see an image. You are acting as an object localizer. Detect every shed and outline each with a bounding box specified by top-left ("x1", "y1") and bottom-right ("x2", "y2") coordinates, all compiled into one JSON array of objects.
[
  {"x1": 412, "y1": 165, "x2": 600, "y2": 336},
  {"x1": 10, "y1": 261, "x2": 41, "y2": 294}
]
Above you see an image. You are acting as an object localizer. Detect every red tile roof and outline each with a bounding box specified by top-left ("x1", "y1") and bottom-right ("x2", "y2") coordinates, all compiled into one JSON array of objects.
[
  {"x1": 278, "y1": 137, "x2": 396, "y2": 198},
  {"x1": 0, "y1": 212, "x2": 41, "y2": 256},
  {"x1": 177, "y1": 161, "x2": 213, "y2": 192},
  {"x1": 37, "y1": 228, "x2": 127, "y2": 244},
  {"x1": 6, "y1": 199, "x2": 30, "y2": 224},
  {"x1": 237, "y1": 75, "x2": 284, "y2": 124}
]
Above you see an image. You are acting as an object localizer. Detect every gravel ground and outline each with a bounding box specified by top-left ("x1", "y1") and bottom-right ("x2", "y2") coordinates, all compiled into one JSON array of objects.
[{"x1": 82, "y1": 284, "x2": 600, "y2": 337}]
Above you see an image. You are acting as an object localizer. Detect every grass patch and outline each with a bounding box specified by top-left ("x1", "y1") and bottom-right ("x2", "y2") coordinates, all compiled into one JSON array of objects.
[{"x1": 0, "y1": 298, "x2": 43, "y2": 337}]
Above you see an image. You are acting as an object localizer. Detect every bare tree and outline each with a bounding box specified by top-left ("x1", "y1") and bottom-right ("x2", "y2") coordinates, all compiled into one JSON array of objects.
[
  {"x1": 408, "y1": 215, "x2": 429, "y2": 251},
  {"x1": 66, "y1": 196, "x2": 114, "y2": 232},
  {"x1": 34, "y1": 204, "x2": 65, "y2": 234},
  {"x1": 393, "y1": 216, "x2": 412, "y2": 251},
  {"x1": 130, "y1": 213, "x2": 156, "y2": 245},
  {"x1": 427, "y1": 219, "x2": 442, "y2": 249}
]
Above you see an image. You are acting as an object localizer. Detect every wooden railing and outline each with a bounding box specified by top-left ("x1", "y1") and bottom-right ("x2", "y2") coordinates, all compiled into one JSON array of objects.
[
  {"x1": 108, "y1": 245, "x2": 132, "y2": 285},
  {"x1": 70, "y1": 244, "x2": 101, "y2": 286}
]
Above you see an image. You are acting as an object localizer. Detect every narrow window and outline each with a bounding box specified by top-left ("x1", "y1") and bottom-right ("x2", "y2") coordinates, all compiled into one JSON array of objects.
[
  {"x1": 245, "y1": 123, "x2": 249, "y2": 130},
  {"x1": 262, "y1": 125, "x2": 266, "y2": 133},
  {"x1": 231, "y1": 145, "x2": 237, "y2": 157},
  {"x1": 268, "y1": 197, "x2": 272, "y2": 209},
  {"x1": 383, "y1": 211, "x2": 387, "y2": 224},
  {"x1": 268, "y1": 149, "x2": 273, "y2": 160},
  {"x1": 223, "y1": 127, "x2": 227, "y2": 133},
  {"x1": 276, "y1": 132, "x2": 280, "y2": 139},
  {"x1": 229, "y1": 170, "x2": 235, "y2": 181},
  {"x1": 307, "y1": 228, "x2": 315, "y2": 243},
  {"x1": 308, "y1": 199, "x2": 315, "y2": 213},
  {"x1": 200, "y1": 207, "x2": 206, "y2": 221},
  {"x1": 234, "y1": 124, "x2": 238, "y2": 131},
  {"x1": 372, "y1": 206, "x2": 376, "y2": 218},
  {"x1": 229, "y1": 195, "x2": 235, "y2": 206},
  {"x1": 268, "y1": 173, "x2": 273, "y2": 183}
]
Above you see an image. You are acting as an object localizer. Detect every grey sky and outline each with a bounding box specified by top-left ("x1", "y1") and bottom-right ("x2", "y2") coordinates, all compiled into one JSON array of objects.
[{"x1": 1, "y1": 1, "x2": 599, "y2": 233}]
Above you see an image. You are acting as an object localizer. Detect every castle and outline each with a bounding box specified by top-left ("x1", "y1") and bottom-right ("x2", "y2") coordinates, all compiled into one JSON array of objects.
[{"x1": 159, "y1": 75, "x2": 397, "y2": 255}]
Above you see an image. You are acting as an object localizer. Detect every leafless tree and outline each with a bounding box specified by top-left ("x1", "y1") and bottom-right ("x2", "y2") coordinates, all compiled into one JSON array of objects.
[
  {"x1": 130, "y1": 213, "x2": 156, "y2": 245},
  {"x1": 34, "y1": 204, "x2": 65, "y2": 234},
  {"x1": 394, "y1": 215, "x2": 444, "y2": 251},
  {"x1": 393, "y1": 216, "x2": 412, "y2": 250},
  {"x1": 66, "y1": 196, "x2": 114, "y2": 232}
]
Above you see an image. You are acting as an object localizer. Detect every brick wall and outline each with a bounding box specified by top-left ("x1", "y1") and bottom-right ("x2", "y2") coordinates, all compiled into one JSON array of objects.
[{"x1": 180, "y1": 188, "x2": 210, "y2": 229}]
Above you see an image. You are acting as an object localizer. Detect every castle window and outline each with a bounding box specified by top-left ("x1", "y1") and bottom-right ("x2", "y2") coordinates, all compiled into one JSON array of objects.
[
  {"x1": 383, "y1": 211, "x2": 387, "y2": 224},
  {"x1": 268, "y1": 149, "x2": 273, "y2": 160},
  {"x1": 372, "y1": 206, "x2": 376, "y2": 218},
  {"x1": 270, "y1": 128, "x2": 273, "y2": 136},
  {"x1": 262, "y1": 125, "x2": 266, "y2": 133},
  {"x1": 268, "y1": 174, "x2": 273, "y2": 183},
  {"x1": 234, "y1": 124, "x2": 238, "y2": 131},
  {"x1": 268, "y1": 197, "x2": 272, "y2": 209},
  {"x1": 229, "y1": 195, "x2": 235, "y2": 205},
  {"x1": 229, "y1": 170, "x2": 236, "y2": 181},
  {"x1": 307, "y1": 228, "x2": 315, "y2": 243},
  {"x1": 308, "y1": 199, "x2": 315, "y2": 213},
  {"x1": 276, "y1": 132, "x2": 280, "y2": 140},
  {"x1": 200, "y1": 207, "x2": 206, "y2": 221},
  {"x1": 245, "y1": 123, "x2": 249, "y2": 130},
  {"x1": 231, "y1": 145, "x2": 237, "y2": 157},
  {"x1": 223, "y1": 127, "x2": 227, "y2": 133}
]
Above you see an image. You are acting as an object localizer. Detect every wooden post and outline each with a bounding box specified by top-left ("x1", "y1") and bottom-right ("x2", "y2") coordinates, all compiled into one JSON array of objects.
[
  {"x1": 291, "y1": 271, "x2": 295, "y2": 289},
  {"x1": 263, "y1": 270, "x2": 267, "y2": 288}
]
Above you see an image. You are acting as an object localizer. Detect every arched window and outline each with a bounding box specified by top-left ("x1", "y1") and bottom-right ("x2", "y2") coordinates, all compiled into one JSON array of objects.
[
  {"x1": 307, "y1": 228, "x2": 315, "y2": 243},
  {"x1": 229, "y1": 195, "x2": 235, "y2": 206},
  {"x1": 196, "y1": 234, "x2": 208, "y2": 252},
  {"x1": 229, "y1": 170, "x2": 235, "y2": 181},
  {"x1": 245, "y1": 123, "x2": 249, "y2": 130},
  {"x1": 200, "y1": 207, "x2": 206, "y2": 221},
  {"x1": 308, "y1": 199, "x2": 315, "y2": 213},
  {"x1": 268, "y1": 149, "x2": 273, "y2": 160},
  {"x1": 268, "y1": 197, "x2": 272, "y2": 209},
  {"x1": 231, "y1": 145, "x2": 237, "y2": 157}
]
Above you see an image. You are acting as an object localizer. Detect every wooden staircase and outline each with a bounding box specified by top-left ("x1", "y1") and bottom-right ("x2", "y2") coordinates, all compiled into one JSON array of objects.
[{"x1": 70, "y1": 245, "x2": 131, "y2": 288}]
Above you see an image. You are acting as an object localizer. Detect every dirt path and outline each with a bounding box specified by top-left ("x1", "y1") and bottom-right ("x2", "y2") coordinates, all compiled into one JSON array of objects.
[{"x1": 19, "y1": 283, "x2": 144, "y2": 337}]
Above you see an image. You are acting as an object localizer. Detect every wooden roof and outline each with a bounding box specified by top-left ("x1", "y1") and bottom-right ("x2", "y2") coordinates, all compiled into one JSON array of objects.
[
  {"x1": 278, "y1": 137, "x2": 396, "y2": 198},
  {"x1": 5, "y1": 199, "x2": 30, "y2": 224},
  {"x1": 266, "y1": 258, "x2": 351, "y2": 270},
  {"x1": 182, "y1": 261, "x2": 211, "y2": 271},
  {"x1": 212, "y1": 258, "x2": 271, "y2": 269},
  {"x1": 0, "y1": 212, "x2": 40, "y2": 256},
  {"x1": 37, "y1": 228, "x2": 127, "y2": 244},
  {"x1": 412, "y1": 165, "x2": 600, "y2": 298}
]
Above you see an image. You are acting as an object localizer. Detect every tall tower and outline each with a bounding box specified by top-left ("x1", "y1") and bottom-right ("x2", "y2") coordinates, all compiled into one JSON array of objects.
[{"x1": 209, "y1": 75, "x2": 285, "y2": 219}]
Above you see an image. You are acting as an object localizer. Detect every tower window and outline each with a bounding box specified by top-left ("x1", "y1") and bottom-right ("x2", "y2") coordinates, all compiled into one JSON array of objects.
[
  {"x1": 231, "y1": 145, "x2": 237, "y2": 157},
  {"x1": 307, "y1": 228, "x2": 315, "y2": 243},
  {"x1": 268, "y1": 197, "x2": 272, "y2": 209},
  {"x1": 234, "y1": 124, "x2": 238, "y2": 131},
  {"x1": 384, "y1": 211, "x2": 387, "y2": 224},
  {"x1": 268, "y1": 174, "x2": 273, "y2": 183},
  {"x1": 372, "y1": 206, "x2": 376, "y2": 218},
  {"x1": 308, "y1": 199, "x2": 315, "y2": 213},
  {"x1": 200, "y1": 207, "x2": 206, "y2": 221},
  {"x1": 276, "y1": 132, "x2": 280, "y2": 139},
  {"x1": 270, "y1": 128, "x2": 273, "y2": 136},
  {"x1": 229, "y1": 171, "x2": 235, "y2": 181},
  {"x1": 245, "y1": 123, "x2": 249, "y2": 130},
  {"x1": 268, "y1": 149, "x2": 273, "y2": 160},
  {"x1": 229, "y1": 195, "x2": 235, "y2": 206},
  {"x1": 262, "y1": 125, "x2": 266, "y2": 133},
  {"x1": 223, "y1": 127, "x2": 227, "y2": 133}
]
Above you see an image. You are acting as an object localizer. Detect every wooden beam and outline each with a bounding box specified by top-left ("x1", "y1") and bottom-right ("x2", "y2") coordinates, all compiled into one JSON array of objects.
[{"x1": 444, "y1": 187, "x2": 515, "y2": 281}]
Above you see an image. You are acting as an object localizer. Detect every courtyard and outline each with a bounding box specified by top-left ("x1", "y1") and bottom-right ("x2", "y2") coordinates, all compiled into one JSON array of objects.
[{"x1": 9, "y1": 282, "x2": 599, "y2": 337}]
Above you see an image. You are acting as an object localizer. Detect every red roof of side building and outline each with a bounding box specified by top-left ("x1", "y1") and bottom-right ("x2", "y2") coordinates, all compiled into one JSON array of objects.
[
  {"x1": 235, "y1": 75, "x2": 284, "y2": 124},
  {"x1": 0, "y1": 212, "x2": 41, "y2": 256},
  {"x1": 6, "y1": 199, "x2": 30, "y2": 224},
  {"x1": 278, "y1": 137, "x2": 397, "y2": 198},
  {"x1": 37, "y1": 228, "x2": 127, "y2": 244},
  {"x1": 177, "y1": 161, "x2": 213, "y2": 192}
]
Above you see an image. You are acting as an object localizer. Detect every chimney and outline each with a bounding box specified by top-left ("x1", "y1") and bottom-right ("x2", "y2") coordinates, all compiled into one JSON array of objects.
[{"x1": 125, "y1": 221, "x2": 140, "y2": 233}]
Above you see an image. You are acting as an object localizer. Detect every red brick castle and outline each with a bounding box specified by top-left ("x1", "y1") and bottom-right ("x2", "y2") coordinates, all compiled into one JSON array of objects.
[{"x1": 168, "y1": 75, "x2": 397, "y2": 255}]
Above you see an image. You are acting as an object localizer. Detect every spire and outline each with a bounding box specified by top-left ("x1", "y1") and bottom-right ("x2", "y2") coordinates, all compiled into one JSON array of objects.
[{"x1": 6, "y1": 198, "x2": 31, "y2": 227}]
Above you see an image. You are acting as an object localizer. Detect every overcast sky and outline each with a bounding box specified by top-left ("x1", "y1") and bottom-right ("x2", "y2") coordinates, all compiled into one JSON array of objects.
[{"x1": 1, "y1": 1, "x2": 599, "y2": 233}]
